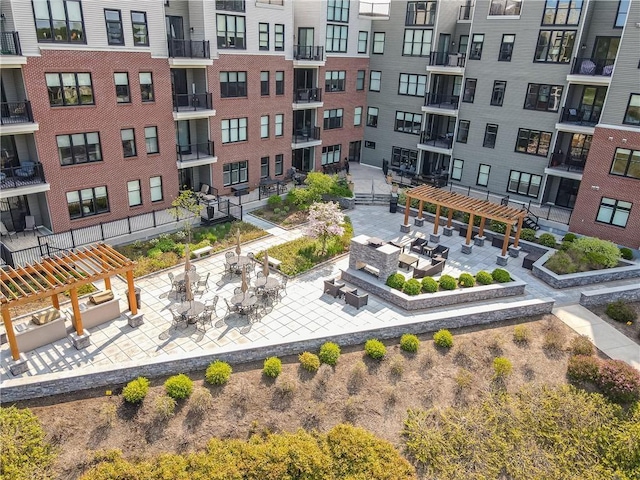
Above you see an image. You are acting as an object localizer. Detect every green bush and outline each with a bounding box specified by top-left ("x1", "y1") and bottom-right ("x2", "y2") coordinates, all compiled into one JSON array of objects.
[
  {"x1": 458, "y1": 273, "x2": 475, "y2": 288},
  {"x1": 164, "y1": 374, "x2": 193, "y2": 400},
  {"x1": 266, "y1": 194, "x2": 283, "y2": 209},
  {"x1": 318, "y1": 342, "x2": 341, "y2": 366},
  {"x1": 299, "y1": 352, "x2": 321, "y2": 372},
  {"x1": 147, "y1": 247, "x2": 163, "y2": 259},
  {"x1": 570, "y1": 335, "x2": 595, "y2": 356},
  {"x1": 475, "y1": 270, "x2": 493, "y2": 285},
  {"x1": 537, "y1": 233, "x2": 557, "y2": 248},
  {"x1": 563, "y1": 233, "x2": 577, "y2": 242},
  {"x1": 263, "y1": 357, "x2": 282, "y2": 378},
  {"x1": 520, "y1": 228, "x2": 537, "y2": 242},
  {"x1": 571, "y1": 237, "x2": 621, "y2": 268},
  {"x1": 403, "y1": 278, "x2": 422, "y2": 295},
  {"x1": 421, "y1": 276, "x2": 439, "y2": 293},
  {"x1": 364, "y1": 339, "x2": 386, "y2": 360},
  {"x1": 619, "y1": 247, "x2": 633, "y2": 260},
  {"x1": 493, "y1": 357, "x2": 513, "y2": 378},
  {"x1": 122, "y1": 376, "x2": 150, "y2": 404},
  {"x1": 605, "y1": 301, "x2": 637, "y2": 323},
  {"x1": 273, "y1": 207, "x2": 281, "y2": 215},
  {"x1": 438, "y1": 274, "x2": 457, "y2": 291},
  {"x1": 545, "y1": 251, "x2": 578, "y2": 274},
  {"x1": 154, "y1": 395, "x2": 177, "y2": 419},
  {"x1": 489, "y1": 220, "x2": 508, "y2": 234},
  {"x1": 433, "y1": 329, "x2": 453, "y2": 348},
  {"x1": 400, "y1": 334, "x2": 420, "y2": 353},
  {"x1": 205, "y1": 360, "x2": 233, "y2": 386},
  {"x1": 559, "y1": 241, "x2": 572, "y2": 252},
  {"x1": 491, "y1": 268, "x2": 511, "y2": 283},
  {"x1": 513, "y1": 325, "x2": 530, "y2": 344},
  {"x1": 386, "y1": 273, "x2": 406, "y2": 291},
  {"x1": 567, "y1": 355, "x2": 600, "y2": 383},
  {"x1": 156, "y1": 237, "x2": 176, "y2": 253},
  {"x1": 597, "y1": 359, "x2": 640, "y2": 403}
]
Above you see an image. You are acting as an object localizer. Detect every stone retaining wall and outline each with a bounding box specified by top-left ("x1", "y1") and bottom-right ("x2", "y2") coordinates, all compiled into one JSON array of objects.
[{"x1": 579, "y1": 286, "x2": 640, "y2": 307}]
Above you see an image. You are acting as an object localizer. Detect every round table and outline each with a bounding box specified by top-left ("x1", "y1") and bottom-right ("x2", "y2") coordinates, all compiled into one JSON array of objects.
[
  {"x1": 255, "y1": 277, "x2": 280, "y2": 290},
  {"x1": 174, "y1": 271, "x2": 200, "y2": 283},
  {"x1": 176, "y1": 301, "x2": 205, "y2": 324},
  {"x1": 229, "y1": 255, "x2": 252, "y2": 267}
]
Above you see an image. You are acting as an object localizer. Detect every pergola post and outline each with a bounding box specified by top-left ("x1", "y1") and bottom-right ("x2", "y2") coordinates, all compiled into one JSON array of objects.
[
  {"x1": 69, "y1": 287, "x2": 84, "y2": 336},
  {"x1": 126, "y1": 270, "x2": 138, "y2": 315},
  {"x1": 462, "y1": 212, "x2": 474, "y2": 254},
  {"x1": 415, "y1": 200, "x2": 425, "y2": 226},
  {"x1": 443, "y1": 208, "x2": 455, "y2": 236},
  {"x1": 501, "y1": 223, "x2": 512, "y2": 257},
  {"x1": 51, "y1": 292, "x2": 60, "y2": 310},
  {"x1": 478, "y1": 217, "x2": 486, "y2": 237},
  {"x1": 401, "y1": 194, "x2": 411, "y2": 232},
  {"x1": 513, "y1": 216, "x2": 524, "y2": 248},
  {"x1": 102, "y1": 255, "x2": 112, "y2": 290},
  {"x1": 2, "y1": 308, "x2": 20, "y2": 361},
  {"x1": 433, "y1": 204, "x2": 441, "y2": 234},
  {"x1": 475, "y1": 216, "x2": 487, "y2": 247}
]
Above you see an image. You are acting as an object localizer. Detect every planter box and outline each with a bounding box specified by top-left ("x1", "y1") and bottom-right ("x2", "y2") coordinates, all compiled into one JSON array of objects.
[
  {"x1": 66, "y1": 296, "x2": 122, "y2": 330},
  {"x1": 15, "y1": 313, "x2": 68, "y2": 352}
]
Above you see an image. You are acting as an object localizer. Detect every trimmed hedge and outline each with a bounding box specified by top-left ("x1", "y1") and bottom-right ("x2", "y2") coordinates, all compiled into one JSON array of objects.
[
  {"x1": 386, "y1": 273, "x2": 406, "y2": 291},
  {"x1": 263, "y1": 357, "x2": 283, "y2": 378},
  {"x1": 491, "y1": 268, "x2": 511, "y2": 283},
  {"x1": 433, "y1": 329, "x2": 453, "y2": 348},
  {"x1": 299, "y1": 352, "x2": 321, "y2": 372},
  {"x1": 475, "y1": 270, "x2": 493, "y2": 285},
  {"x1": 122, "y1": 377, "x2": 150, "y2": 404},
  {"x1": 421, "y1": 277, "x2": 438, "y2": 293},
  {"x1": 319, "y1": 342, "x2": 341, "y2": 366},
  {"x1": 365, "y1": 339, "x2": 387, "y2": 360},
  {"x1": 400, "y1": 334, "x2": 420, "y2": 353},
  {"x1": 164, "y1": 374, "x2": 193, "y2": 400},
  {"x1": 205, "y1": 361, "x2": 233, "y2": 386},
  {"x1": 438, "y1": 275, "x2": 457, "y2": 291}
]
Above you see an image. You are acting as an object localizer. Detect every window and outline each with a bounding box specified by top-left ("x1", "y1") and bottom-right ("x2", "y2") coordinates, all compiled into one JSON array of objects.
[
  {"x1": 261, "y1": 115, "x2": 269, "y2": 138},
  {"x1": 623, "y1": 94, "x2": 640, "y2": 125},
  {"x1": 46, "y1": 73, "x2": 93, "y2": 106},
  {"x1": 403, "y1": 29, "x2": 432, "y2": 56},
  {"x1": 114, "y1": 72, "x2": 130, "y2": 103},
  {"x1": 57, "y1": 132, "x2": 102, "y2": 166},
  {"x1": 354, "y1": 106, "x2": 362, "y2": 126},
  {"x1": 457, "y1": 120, "x2": 470, "y2": 143},
  {"x1": 275, "y1": 114, "x2": 284, "y2": 136},
  {"x1": 127, "y1": 180, "x2": 142, "y2": 207},
  {"x1": 489, "y1": 0, "x2": 522, "y2": 15},
  {"x1": 326, "y1": 24, "x2": 348, "y2": 52},
  {"x1": 104, "y1": 9, "x2": 123, "y2": 45},
  {"x1": 121, "y1": 129, "x2": 136, "y2": 157},
  {"x1": 524, "y1": 83, "x2": 563, "y2": 112},
  {"x1": 458, "y1": 35, "x2": 469, "y2": 54},
  {"x1": 477, "y1": 164, "x2": 490, "y2": 186},
  {"x1": 491, "y1": 80, "x2": 507, "y2": 106},
  {"x1": 367, "y1": 106, "x2": 379, "y2": 127},
  {"x1": 217, "y1": 14, "x2": 246, "y2": 49},
  {"x1": 223, "y1": 160, "x2": 248, "y2": 186},
  {"x1": 150, "y1": 176, "x2": 163, "y2": 202},
  {"x1": 261, "y1": 71, "x2": 269, "y2": 96},
  {"x1": 469, "y1": 34, "x2": 484, "y2": 60},
  {"x1": 323, "y1": 108, "x2": 343, "y2": 129},
  {"x1": 391, "y1": 147, "x2": 418, "y2": 169},
  {"x1": 145, "y1": 126, "x2": 158, "y2": 154},
  {"x1": 515, "y1": 128, "x2": 552, "y2": 156},
  {"x1": 372, "y1": 32, "x2": 385, "y2": 54},
  {"x1": 369, "y1": 71, "x2": 381, "y2": 92},
  {"x1": 139, "y1": 72, "x2": 154, "y2": 102},
  {"x1": 508, "y1": 171, "x2": 542, "y2": 197},
  {"x1": 275, "y1": 24, "x2": 284, "y2": 50},
  {"x1": 596, "y1": 198, "x2": 632, "y2": 227},
  {"x1": 394, "y1": 111, "x2": 422, "y2": 135},
  {"x1": 462, "y1": 78, "x2": 476, "y2": 102},
  {"x1": 356, "y1": 70, "x2": 365, "y2": 90},
  {"x1": 451, "y1": 159, "x2": 463, "y2": 181},
  {"x1": 398, "y1": 73, "x2": 427, "y2": 97},
  {"x1": 615, "y1": 0, "x2": 630, "y2": 27},
  {"x1": 498, "y1": 34, "x2": 515, "y2": 61},
  {"x1": 405, "y1": 1, "x2": 436, "y2": 25},
  {"x1": 365, "y1": 141, "x2": 376, "y2": 149},
  {"x1": 216, "y1": 0, "x2": 245, "y2": 12},
  {"x1": 131, "y1": 12, "x2": 148, "y2": 46},
  {"x1": 543, "y1": 0, "x2": 583, "y2": 26},
  {"x1": 327, "y1": 0, "x2": 349, "y2": 22},
  {"x1": 358, "y1": 31, "x2": 368, "y2": 54},
  {"x1": 220, "y1": 71, "x2": 247, "y2": 98},
  {"x1": 322, "y1": 144, "x2": 341, "y2": 165},
  {"x1": 610, "y1": 148, "x2": 640, "y2": 179},
  {"x1": 34, "y1": 0, "x2": 84, "y2": 43},
  {"x1": 534, "y1": 30, "x2": 576, "y2": 63},
  {"x1": 259, "y1": 23, "x2": 269, "y2": 50},
  {"x1": 325, "y1": 70, "x2": 346, "y2": 92},
  {"x1": 275, "y1": 154, "x2": 284, "y2": 176},
  {"x1": 67, "y1": 186, "x2": 109, "y2": 219},
  {"x1": 261, "y1": 156, "x2": 269, "y2": 178},
  {"x1": 275, "y1": 71, "x2": 284, "y2": 95},
  {"x1": 483, "y1": 124, "x2": 498, "y2": 148},
  {"x1": 222, "y1": 118, "x2": 248, "y2": 143}
]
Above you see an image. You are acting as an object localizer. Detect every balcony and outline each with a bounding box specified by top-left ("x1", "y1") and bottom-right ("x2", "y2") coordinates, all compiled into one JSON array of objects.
[
  {"x1": 0, "y1": 101, "x2": 38, "y2": 135},
  {"x1": 172, "y1": 93, "x2": 215, "y2": 120},
  {"x1": 167, "y1": 39, "x2": 212, "y2": 67},
  {"x1": 423, "y1": 93, "x2": 459, "y2": 115},
  {"x1": 458, "y1": 4, "x2": 473, "y2": 21},
  {"x1": 0, "y1": 32, "x2": 22, "y2": 56},
  {"x1": 292, "y1": 126, "x2": 321, "y2": 147},
  {"x1": 358, "y1": 1, "x2": 390, "y2": 19},
  {"x1": 544, "y1": 152, "x2": 586, "y2": 180},
  {"x1": 557, "y1": 107, "x2": 600, "y2": 134},
  {"x1": 293, "y1": 46, "x2": 324, "y2": 64},
  {"x1": 418, "y1": 131, "x2": 454, "y2": 153},
  {"x1": 175, "y1": 141, "x2": 216, "y2": 169},
  {"x1": 0, "y1": 162, "x2": 50, "y2": 198},
  {"x1": 293, "y1": 88, "x2": 322, "y2": 109},
  {"x1": 427, "y1": 52, "x2": 465, "y2": 74}
]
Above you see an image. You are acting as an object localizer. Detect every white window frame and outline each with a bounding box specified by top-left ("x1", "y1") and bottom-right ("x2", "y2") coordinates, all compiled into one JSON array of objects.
[
  {"x1": 150, "y1": 176, "x2": 163, "y2": 202},
  {"x1": 261, "y1": 115, "x2": 269, "y2": 138},
  {"x1": 354, "y1": 106, "x2": 362, "y2": 126},
  {"x1": 221, "y1": 118, "x2": 248, "y2": 143},
  {"x1": 127, "y1": 179, "x2": 142, "y2": 207}
]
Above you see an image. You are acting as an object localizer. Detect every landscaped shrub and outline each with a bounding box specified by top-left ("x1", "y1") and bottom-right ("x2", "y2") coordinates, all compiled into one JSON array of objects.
[
  {"x1": 267, "y1": 194, "x2": 282, "y2": 210},
  {"x1": 493, "y1": 357, "x2": 513, "y2": 378},
  {"x1": 571, "y1": 236, "x2": 621, "y2": 268},
  {"x1": 438, "y1": 275, "x2": 457, "y2": 291},
  {"x1": 605, "y1": 301, "x2": 637, "y2": 323},
  {"x1": 364, "y1": 339, "x2": 386, "y2": 360},
  {"x1": 205, "y1": 360, "x2": 233, "y2": 386},
  {"x1": 400, "y1": 334, "x2": 420, "y2": 353},
  {"x1": 620, "y1": 247, "x2": 633, "y2": 260},
  {"x1": 164, "y1": 374, "x2": 193, "y2": 400},
  {"x1": 299, "y1": 352, "x2": 321, "y2": 372},
  {"x1": 475, "y1": 270, "x2": 493, "y2": 285},
  {"x1": 513, "y1": 325, "x2": 530, "y2": 344},
  {"x1": 489, "y1": 220, "x2": 508, "y2": 234},
  {"x1": 433, "y1": 329, "x2": 453, "y2": 348},
  {"x1": 421, "y1": 277, "x2": 438, "y2": 293},
  {"x1": 454, "y1": 368, "x2": 473, "y2": 390},
  {"x1": 491, "y1": 268, "x2": 511, "y2": 283},
  {"x1": 147, "y1": 247, "x2": 162, "y2": 259},
  {"x1": 458, "y1": 273, "x2": 475, "y2": 288},
  {"x1": 263, "y1": 357, "x2": 282, "y2": 378},
  {"x1": 543, "y1": 326, "x2": 564, "y2": 351},
  {"x1": 386, "y1": 273, "x2": 406, "y2": 291},
  {"x1": 403, "y1": 278, "x2": 422, "y2": 295},
  {"x1": 567, "y1": 355, "x2": 600, "y2": 383},
  {"x1": 520, "y1": 228, "x2": 536, "y2": 242},
  {"x1": 563, "y1": 233, "x2": 577, "y2": 242},
  {"x1": 317, "y1": 342, "x2": 341, "y2": 366},
  {"x1": 273, "y1": 207, "x2": 281, "y2": 215},
  {"x1": 122, "y1": 376, "x2": 150, "y2": 404},
  {"x1": 570, "y1": 335, "x2": 595, "y2": 356},
  {"x1": 597, "y1": 359, "x2": 640, "y2": 403},
  {"x1": 154, "y1": 395, "x2": 177, "y2": 419},
  {"x1": 537, "y1": 233, "x2": 557, "y2": 248},
  {"x1": 545, "y1": 251, "x2": 578, "y2": 274}
]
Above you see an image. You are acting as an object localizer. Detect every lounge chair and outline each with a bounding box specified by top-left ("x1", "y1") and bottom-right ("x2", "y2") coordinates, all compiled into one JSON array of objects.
[
  {"x1": 432, "y1": 245, "x2": 449, "y2": 259},
  {"x1": 324, "y1": 278, "x2": 345, "y2": 298},
  {"x1": 0, "y1": 221, "x2": 17, "y2": 241},
  {"x1": 410, "y1": 238, "x2": 428, "y2": 255},
  {"x1": 412, "y1": 258, "x2": 446, "y2": 279},
  {"x1": 344, "y1": 289, "x2": 368, "y2": 309}
]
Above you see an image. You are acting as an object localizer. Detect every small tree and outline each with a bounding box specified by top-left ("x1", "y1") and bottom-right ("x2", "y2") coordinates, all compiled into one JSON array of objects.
[
  {"x1": 305, "y1": 201, "x2": 345, "y2": 255},
  {"x1": 170, "y1": 190, "x2": 202, "y2": 244}
]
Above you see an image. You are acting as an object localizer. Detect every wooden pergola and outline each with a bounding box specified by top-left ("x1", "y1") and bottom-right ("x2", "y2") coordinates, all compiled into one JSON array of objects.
[
  {"x1": 403, "y1": 185, "x2": 528, "y2": 256},
  {"x1": 0, "y1": 243, "x2": 137, "y2": 361}
]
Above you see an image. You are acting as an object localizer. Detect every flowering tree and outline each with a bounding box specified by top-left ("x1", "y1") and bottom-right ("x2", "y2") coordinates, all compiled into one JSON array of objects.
[
  {"x1": 305, "y1": 202, "x2": 345, "y2": 255},
  {"x1": 169, "y1": 190, "x2": 202, "y2": 244}
]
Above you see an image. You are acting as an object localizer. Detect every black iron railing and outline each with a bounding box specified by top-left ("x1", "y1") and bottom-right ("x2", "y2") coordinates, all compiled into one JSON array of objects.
[
  {"x1": 1, "y1": 162, "x2": 46, "y2": 188},
  {"x1": 424, "y1": 93, "x2": 460, "y2": 109},
  {"x1": 429, "y1": 51, "x2": 466, "y2": 67},
  {"x1": 293, "y1": 87, "x2": 322, "y2": 103},
  {"x1": 548, "y1": 152, "x2": 587, "y2": 172},
  {"x1": 167, "y1": 39, "x2": 210, "y2": 58},
  {"x1": 293, "y1": 45, "x2": 324, "y2": 61},
  {"x1": 0, "y1": 32, "x2": 22, "y2": 56},
  {"x1": 172, "y1": 93, "x2": 213, "y2": 111},
  {"x1": 560, "y1": 107, "x2": 601, "y2": 126},
  {"x1": 0, "y1": 101, "x2": 33, "y2": 125},
  {"x1": 176, "y1": 141, "x2": 215, "y2": 162},
  {"x1": 571, "y1": 57, "x2": 615, "y2": 76},
  {"x1": 419, "y1": 131, "x2": 454, "y2": 149},
  {"x1": 292, "y1": 126, "x2": 321, "y2": 144}
]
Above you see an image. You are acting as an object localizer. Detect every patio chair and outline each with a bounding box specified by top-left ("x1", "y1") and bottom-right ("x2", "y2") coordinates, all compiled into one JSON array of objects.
[
  {"x1": 224, "y1": 297, "x2": 239, "y2": 316},
  {"x1": 23, "y1": 215, "x2": 37, "y2": 236},
  {"x1": 196, "y1": 310, "x2": 213, "y2": 333},
  {"x1": 344, "y1": 289, "x2": 368, "y2": 309},
  {"x1": 432, "y1": 245, "x2": 449, "y2": 259},
  {"x1": 324, "y1": 278, "x2": 345, "y2": 298},
  {"x1": 195, "y1": 272, "x2": 210, "y2": 296},
  {"x1": 279, "y1": 276, "x2": 288, "y2": 297},
  {"x1": 204, "y1": 295, "x2": 219, "y2": 313},
  {"x1": 410, "y1": 238, "x2": 428, "y2": 255},
  {"x1": 234, "y1": 286, "x2": 244, "y2": 295},
  {"x1": 170, "y1": 308, "x2": 187, "y2": 329},
  {"x1": 0, "y1": 221, "x2": 17, "y2": 241}
]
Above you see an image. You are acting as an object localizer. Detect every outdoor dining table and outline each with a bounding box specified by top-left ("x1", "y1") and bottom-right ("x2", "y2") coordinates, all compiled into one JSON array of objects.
[
  {"x1": 231, "y1": 293, "x2": 258, "y2": 316},
  {"x1": 176, "y1": 300, "x2": 205, "y2": 324},
  {"x1": 254, "y1": 277, "x2": 280, "y2": 290},
  {"x1": 174, "y1": 271, "x2": 200, "y2": 284}
]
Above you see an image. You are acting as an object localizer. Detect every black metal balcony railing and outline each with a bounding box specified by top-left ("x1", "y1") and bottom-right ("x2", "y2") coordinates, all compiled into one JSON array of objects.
[
  {"x1": 167, "y1": 39, "x2": 211, "y2": 59},
  {"x1": 548, "y1": 152, "x2": 587, "y2": 172},
  {"x1": 571, "y1": 57, "x2": 615, "y2": 76},
  {"x1": 359, "y1": 0, "x2": 391, "y2": 16},
  {"x1": 0, "y1": 162, "x2": 46, "y2": 189},
  {"x1": 292, "y1": 126, "x2": 321, "y2": 144},
  {"x1": 419, "y1": 131, "x2": 454, "y2": 149},
  {"x1": 293, "y1": 45, "x2": 324, "y2": 61},
  {"x1": 176, "y1": 141, "x2": 215, "y2": 162},
  {"x1": 424, "y1": 93, "x2": 460, "y2": 109},
  {"x1": 293, "y1": 87, "x2": 322, "y2": 103},
  {"x1": 172, "y1": 93, "x2": 213, "y2": 111},
  {"x1": 0, "y1": 32, "x2": 22, "y2": 56},
  {"x1": 0, "y1": 101, "x2": 34, "y2": 125},
  {"x1": 560, "y1": 107, "x2": 601, "y2": 126},
  {"x1": 458, "y1": 4, "x2": 473, "y2": 20},
  {"x1": 429, "y1": 52, "x2": 466, "y2": 68}
]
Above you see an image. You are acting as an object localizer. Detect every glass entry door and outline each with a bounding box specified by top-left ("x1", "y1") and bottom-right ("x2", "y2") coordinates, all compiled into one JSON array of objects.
[
  {"x1": 348, "y1": 141, "x2": 361, "y2": 162},
  {"x1": 176, "y1": 120, "x2": 191, "y2": 153}
]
